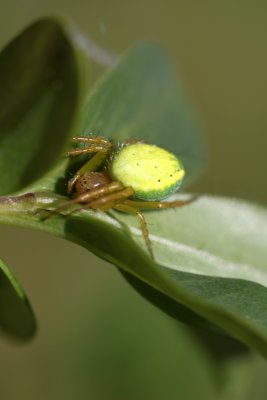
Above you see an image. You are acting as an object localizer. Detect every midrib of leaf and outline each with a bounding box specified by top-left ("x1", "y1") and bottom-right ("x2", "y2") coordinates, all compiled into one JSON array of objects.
[{"x1": 129, "y1": 227, "x2": 267, "y2": 288}]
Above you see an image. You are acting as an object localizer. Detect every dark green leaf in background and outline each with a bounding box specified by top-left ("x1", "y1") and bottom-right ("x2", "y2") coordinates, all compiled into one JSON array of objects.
[
  {"x1": 0, "y1": 16, "x2": 84, "y2": 338},
  {"x1": 0, "y1": 256, "x2": 36, "y2": 341},
  {"x1": 79, "y1": 43, "x2": 204, "y2": 183},
  {"x1": 0, "y1": 17, "x2": 84, "y2": 195}
]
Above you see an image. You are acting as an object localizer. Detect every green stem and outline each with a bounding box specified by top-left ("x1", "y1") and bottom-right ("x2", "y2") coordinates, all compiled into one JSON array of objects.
[{"x1": 0, "y1": 192, "x2": 64, "y2": 214}]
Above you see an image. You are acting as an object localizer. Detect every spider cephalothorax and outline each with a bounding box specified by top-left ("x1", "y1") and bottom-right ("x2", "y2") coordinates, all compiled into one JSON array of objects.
[{"x1": 49, "y1": 136, "x2": 191, "y2": 258}]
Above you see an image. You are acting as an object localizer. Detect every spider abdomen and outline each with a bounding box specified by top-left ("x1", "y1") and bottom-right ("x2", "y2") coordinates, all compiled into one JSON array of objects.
[{"x1": 111, "y1": 143, "x2": 185, "y2": 201}]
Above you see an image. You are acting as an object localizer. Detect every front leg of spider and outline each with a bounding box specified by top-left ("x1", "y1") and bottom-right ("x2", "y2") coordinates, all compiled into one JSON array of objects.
[{"x1": 66, "y1": 136, "x2": 113, "y2": 195}]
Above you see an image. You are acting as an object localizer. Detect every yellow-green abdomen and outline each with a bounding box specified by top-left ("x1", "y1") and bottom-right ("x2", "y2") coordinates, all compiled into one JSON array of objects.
[{"x1": 111, "y1": 143, "x2": 185, "y2": 201}]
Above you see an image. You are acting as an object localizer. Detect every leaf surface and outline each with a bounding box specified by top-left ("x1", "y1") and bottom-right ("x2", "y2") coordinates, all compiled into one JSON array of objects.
[
  {"x1": 2, "y1": 193, "x2": 267, "y2": 355},
  {"x1": 79, "y1": 43, "x2": 203, "y2": 183}
]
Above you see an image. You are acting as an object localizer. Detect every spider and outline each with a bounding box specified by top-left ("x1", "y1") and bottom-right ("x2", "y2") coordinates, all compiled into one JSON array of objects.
[{"x1": 48, "y1": 136, "x2": 192, "y2": 259}]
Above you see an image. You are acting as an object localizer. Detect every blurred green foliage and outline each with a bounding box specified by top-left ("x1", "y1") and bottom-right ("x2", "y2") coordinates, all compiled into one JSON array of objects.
[{"x1": 0, "y1": 1, "x2": 267, "y2": 400}]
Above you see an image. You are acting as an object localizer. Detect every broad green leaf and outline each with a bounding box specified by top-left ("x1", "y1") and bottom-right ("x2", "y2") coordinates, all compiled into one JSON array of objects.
[
  {"x1": 0, "y1": 17, "x2": 83, "y2": 195},
  {"x1": 0, "y1": 256, "x2": 36, "y2": 340},
  {"x1": 1, "y1": 193, "x2": 267, "y2": 356},
  {"x1": 79, "y1": 43, "x2": 203, "y2": 183},
  {"x1": 33, "y1": 41, "x2": 203, "y2": 193},
  {"x1": 61, "y1": 195, "x2": 267, "y2": 358}
]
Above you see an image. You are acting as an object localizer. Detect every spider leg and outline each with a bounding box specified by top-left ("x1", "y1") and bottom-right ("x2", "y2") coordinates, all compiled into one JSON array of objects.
[
  {"x1": 110, "y1": 196, "x2": 196, "y2": 258},
  {"x1": 71, "y1": 136, "x2": 111, "y2": 145},
  {"x1": 43, "y1": 182, "x2": 124, "y2": 219},
  {"x1": 65, "y1": 136, "x2": 113, "y2": 156},
  {"x1": 65, "y1": 146, "x2": 110, "y2": 156},
  {"x1": 73, "y1": 187, "x2": 134, "y2": 213},
  {"x1": 114, "y1": 203, "x2": 154, "y2": 259},
  {"x1": 66, "y1": 137, "x2": 114, "y2": 193},
  {"x1": 123, "y1": 196, "x2": 196, "y2": 210}
]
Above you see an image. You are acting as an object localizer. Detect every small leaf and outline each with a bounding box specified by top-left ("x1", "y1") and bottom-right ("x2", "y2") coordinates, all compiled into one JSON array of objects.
[
  {"x1": 0, "y1": 256, "x2": 36, "y2": 341},
  {"x1": 0, "y1": 17, "x2": 84, "y2": 195}
]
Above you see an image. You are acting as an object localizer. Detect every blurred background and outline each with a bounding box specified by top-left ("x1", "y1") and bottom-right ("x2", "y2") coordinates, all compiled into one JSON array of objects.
[{"x1": 0, "y1": 1, "x2": 267, "y2": 399}]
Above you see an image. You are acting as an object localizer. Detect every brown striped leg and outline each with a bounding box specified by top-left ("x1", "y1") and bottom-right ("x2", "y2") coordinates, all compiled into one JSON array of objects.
[
  {"x1": 43, "y1": 182, "x2": 124, "y2": 219},
  {"x1": 65, "y1": 136, "x2": 113, "y2": 156},
  {"x1": 114, "y1": 203, "x2": 154, "y2": 259},
  {"x1": 71, "y1": 136, "x2": 111, "y2": 145},
  {"x1": 76, "y1": 187, "x2": 134, "y2": 212},
  {"x1": 123, "y1": 196, "x2": 196, "y2": 210}
]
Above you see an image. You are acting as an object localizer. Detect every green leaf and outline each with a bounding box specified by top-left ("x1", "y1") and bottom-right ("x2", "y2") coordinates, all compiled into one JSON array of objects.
[
  {"x1": 2, "y1": 193, "x2": 267, "y2": 356},
  {"x1": 61, "y1": 195, "x2": 267, "y2": 358},
  {"x1": 37, "y1": 42, "x2": 203, "y2": 191},
  {"x1": 0, "y1": 16, "x2": 84, "y2": 195},
  {"x1": 78, "y1": 43, "x2": 203, "y2": 183},
  {"x1": 0, "y1": 256, "x2": 36, "y2": 340}
]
